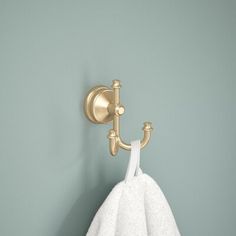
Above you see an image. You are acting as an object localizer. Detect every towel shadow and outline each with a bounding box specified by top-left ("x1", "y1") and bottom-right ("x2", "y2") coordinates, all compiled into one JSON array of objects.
[
  {"x1": 57, "y1": 183, "x2": 113, "y2": 236},
  {"x1": 57, "y1": 72, "x2": 115, "y2": 236}
]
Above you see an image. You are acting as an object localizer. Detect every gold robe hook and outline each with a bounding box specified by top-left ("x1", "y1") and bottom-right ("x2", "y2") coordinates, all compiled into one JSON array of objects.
[{"x1": 84, "y1": 80, "x2": 153, "y2": 156}]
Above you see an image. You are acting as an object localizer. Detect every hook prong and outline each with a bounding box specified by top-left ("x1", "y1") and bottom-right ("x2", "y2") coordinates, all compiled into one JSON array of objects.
[
  {"x1": 140, "y1": 122, "x2": 153, "y2": 148},
  {"x1": 118, "y1": 122, "x2": 153, "y2": 151}
]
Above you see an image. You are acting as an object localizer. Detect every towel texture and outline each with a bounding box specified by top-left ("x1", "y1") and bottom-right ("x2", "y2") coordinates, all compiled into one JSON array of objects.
[{"x1": 86, "y1": 141, "x2": 181, "y2": 236}]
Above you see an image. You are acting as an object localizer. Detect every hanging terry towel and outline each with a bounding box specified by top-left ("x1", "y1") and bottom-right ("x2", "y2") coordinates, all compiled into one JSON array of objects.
[{"x1": 86, "y1": 140, "x2": 181, "y2": 236}]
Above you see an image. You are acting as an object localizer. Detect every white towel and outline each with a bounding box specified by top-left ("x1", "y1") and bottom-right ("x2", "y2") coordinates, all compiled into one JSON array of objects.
[{"x1": 86, "y1": 140, "x2": 181, "y2": 236}]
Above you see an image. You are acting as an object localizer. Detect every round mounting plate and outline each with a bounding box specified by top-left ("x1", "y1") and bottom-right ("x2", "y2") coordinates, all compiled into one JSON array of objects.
[{"x1": 84, "y1": 86, "x2": 113, "y2": 124}]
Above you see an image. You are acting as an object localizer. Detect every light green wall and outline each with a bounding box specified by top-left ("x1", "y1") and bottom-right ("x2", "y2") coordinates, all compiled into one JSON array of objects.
[{"x1": 0, "y1": 0, "x2": 236, "y2": 235}]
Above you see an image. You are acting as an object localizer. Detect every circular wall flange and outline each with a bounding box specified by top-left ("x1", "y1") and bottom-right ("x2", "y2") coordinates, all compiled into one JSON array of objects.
[{"x1": 84, "y1": 86, "x2": 113, "y2": 124}]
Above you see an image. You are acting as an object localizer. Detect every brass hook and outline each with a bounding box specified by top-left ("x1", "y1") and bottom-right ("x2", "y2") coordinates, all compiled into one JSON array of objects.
[{"x1": 84, "y1": 80, "x2": 153, "y2": 156}]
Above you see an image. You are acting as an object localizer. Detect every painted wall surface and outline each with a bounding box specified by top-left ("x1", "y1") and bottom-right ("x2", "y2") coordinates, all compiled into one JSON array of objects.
[{"x1": 0, "y1": 1, "x2": 235, "y2": 235}]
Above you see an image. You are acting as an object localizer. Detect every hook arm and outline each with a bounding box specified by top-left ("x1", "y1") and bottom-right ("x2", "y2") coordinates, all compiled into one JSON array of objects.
[{"x1": 118, "y1": 122, "x2": 153, "y2": 151}]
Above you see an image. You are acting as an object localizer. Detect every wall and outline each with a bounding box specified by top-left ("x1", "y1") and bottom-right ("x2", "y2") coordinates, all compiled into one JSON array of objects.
[{"x1": 0, "y1": 0, "x2": 235, "y2": 235}]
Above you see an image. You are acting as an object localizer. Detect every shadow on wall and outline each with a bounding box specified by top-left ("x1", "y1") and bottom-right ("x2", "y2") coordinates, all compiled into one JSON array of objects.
[
  {"x1": 57, "y1": 183, "x2": 113, "y2": 236},
  {"x1": 57, "y1": 72, "x2": 114, "y2": 236}
]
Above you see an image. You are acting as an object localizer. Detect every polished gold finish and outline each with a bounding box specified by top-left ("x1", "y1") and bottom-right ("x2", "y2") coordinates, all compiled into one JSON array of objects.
[{"x1": 84, "y1": 80, "x2": 153, "y2": 156}]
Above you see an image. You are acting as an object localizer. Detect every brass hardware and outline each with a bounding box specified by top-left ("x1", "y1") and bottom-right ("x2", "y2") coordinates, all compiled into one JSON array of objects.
[{"x1": 84, "y1": 80, "x2": 153, "y2": 156}]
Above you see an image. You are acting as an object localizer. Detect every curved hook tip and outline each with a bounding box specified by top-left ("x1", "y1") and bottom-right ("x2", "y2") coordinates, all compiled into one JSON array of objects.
[
  {"x1": 107, "y1": 129, "x2": 119, "y2": 156},
  {"x1": 143, "y1": 122, "x2": 153, "y2": 131},
  {"x1": 140, "y1": 121, "x2": 153, "y2": 148}
]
